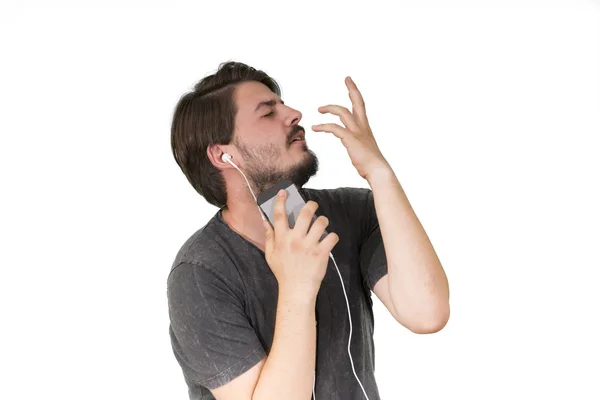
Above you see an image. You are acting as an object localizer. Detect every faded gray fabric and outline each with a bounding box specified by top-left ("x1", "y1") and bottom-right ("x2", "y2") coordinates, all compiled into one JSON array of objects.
[{"x1": 167, "y1": 186, "x2": 388, "y2": 399}]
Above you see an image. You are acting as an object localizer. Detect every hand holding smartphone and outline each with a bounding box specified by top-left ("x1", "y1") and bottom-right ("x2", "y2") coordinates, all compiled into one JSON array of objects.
[
  {"x1": 257, "y1": 179, "x2": 339, "y2": 297},
  {"x1": 257, "y1": 180, "x2": 328, "y2": 242}
]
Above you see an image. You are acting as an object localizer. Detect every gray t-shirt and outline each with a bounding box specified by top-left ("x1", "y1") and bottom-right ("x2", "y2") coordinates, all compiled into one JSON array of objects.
[{"x1": 167, "y1": 186, "x2": 388, "y2": 399}]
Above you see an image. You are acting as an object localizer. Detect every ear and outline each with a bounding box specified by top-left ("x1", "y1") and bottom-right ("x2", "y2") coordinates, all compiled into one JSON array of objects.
[{"x1": 206, "y1": 145, "x2": 231, "y2": 169}]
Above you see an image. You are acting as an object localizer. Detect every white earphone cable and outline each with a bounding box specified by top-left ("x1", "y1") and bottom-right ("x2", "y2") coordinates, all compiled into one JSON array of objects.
[
  {"x1": 327, "y1": 251, "x2": 370, "y2": 400},
  {"x1": 224, "y1": 154, "x2": 266, "y2": 221}
]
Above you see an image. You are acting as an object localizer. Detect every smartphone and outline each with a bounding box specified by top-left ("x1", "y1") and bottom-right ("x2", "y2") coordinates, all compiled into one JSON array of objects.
[{"x1": 257, "y1": 179, "x2": 328, "y2": 242}]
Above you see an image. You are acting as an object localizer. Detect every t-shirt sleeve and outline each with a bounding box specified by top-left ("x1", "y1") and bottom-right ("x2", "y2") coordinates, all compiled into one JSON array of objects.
[
  {"x1": 167, "y1": 261, "x2": 266, "y2": 390},
  {"x1": 347, "y1": 187, "x2": 388, "y2": 292}
]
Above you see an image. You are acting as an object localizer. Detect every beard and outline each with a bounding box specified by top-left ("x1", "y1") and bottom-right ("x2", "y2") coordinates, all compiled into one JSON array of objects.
[{"x1": 234, "y1": 138, "x2": 319, "y2": 196}]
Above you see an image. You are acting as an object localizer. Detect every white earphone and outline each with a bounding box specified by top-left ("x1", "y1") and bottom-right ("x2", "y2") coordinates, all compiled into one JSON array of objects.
[
  {"x1": 220, "y1": 151, "x2": 370, "y2": 400},
  {"x1": 221, "y1": 153, "x2": 232, "y2": 163}
]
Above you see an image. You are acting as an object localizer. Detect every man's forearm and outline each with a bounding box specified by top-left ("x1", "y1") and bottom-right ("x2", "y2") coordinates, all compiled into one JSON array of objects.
[{"x1": 252, "y1": 292, "x2": 316, "y2": 400}]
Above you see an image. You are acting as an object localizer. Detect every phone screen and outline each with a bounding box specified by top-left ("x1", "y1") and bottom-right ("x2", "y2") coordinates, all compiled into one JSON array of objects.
[{"x1": 257, "y1": 179, "x2": 328, "y2": 241}]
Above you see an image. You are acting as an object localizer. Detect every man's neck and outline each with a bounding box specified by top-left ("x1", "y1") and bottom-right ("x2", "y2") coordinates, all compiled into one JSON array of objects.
[{"x1": 221, "y1": 201, "x2": 266, "y2": 252}]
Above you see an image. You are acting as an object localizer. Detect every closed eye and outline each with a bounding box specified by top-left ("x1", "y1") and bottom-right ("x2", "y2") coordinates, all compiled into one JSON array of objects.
[{"x1": 263, "y1": 111, "x2": 275, "y2": 118}]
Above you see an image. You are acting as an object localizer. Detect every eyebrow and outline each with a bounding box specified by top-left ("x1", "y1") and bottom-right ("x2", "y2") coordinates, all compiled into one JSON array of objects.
[{"x1": 254, "y1": 99, "x2": 285, "y2": 112}]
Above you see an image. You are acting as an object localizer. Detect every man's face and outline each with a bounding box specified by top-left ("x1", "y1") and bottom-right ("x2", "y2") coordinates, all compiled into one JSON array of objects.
[{"x1": 231, "y1": 80, "x2": 319, "y2": 195}]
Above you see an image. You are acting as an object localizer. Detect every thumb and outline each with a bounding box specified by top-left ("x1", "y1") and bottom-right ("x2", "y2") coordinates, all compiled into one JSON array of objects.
[
  {"x1": 263, "y1": 219, "x2": 274, "y2": 254},
  {"x1": 263, "y1": 219, "x2": 273, "y2": 240}
]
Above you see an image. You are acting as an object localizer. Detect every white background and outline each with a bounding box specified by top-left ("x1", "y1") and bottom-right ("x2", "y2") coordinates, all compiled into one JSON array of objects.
[{"x1": 1, "y1": 0, "x2": 599, "y2": 399}]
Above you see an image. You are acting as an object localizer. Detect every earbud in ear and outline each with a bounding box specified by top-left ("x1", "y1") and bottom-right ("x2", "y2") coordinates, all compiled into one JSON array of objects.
[{"x1": 221, "y1": 153, "x2": 232, "y2": 162}]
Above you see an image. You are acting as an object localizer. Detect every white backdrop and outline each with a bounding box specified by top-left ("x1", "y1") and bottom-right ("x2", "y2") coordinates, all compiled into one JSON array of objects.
[{"x1": 1, "y1": 0, "x2": 599, "y2": 399}]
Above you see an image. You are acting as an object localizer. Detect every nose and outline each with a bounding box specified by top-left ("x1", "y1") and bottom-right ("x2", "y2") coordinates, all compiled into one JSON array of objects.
[{"x1": 283, "y1": 105, "x2": 302, "y2": 126}]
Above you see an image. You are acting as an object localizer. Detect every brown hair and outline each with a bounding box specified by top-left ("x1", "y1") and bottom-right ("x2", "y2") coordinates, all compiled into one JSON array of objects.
[{"x1": 170, "y1": 61, "x2": 281, "y2": 207}]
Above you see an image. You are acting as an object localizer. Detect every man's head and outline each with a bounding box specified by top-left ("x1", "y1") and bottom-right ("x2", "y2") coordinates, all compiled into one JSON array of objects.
[{"x1": 171, "y1": 61, "x2": 319, "y2": 208}]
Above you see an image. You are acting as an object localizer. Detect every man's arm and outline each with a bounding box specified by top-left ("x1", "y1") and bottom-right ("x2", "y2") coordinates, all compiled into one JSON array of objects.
[
  {"x1": 311, "y1": 76, "x2": 449, "y2": 333},
  {"x1": 211, "y1": 293, "x2": 317, "y2": 400},
  {"x1": 169, "y1": 261, "x2": 318, "y2": 400}
]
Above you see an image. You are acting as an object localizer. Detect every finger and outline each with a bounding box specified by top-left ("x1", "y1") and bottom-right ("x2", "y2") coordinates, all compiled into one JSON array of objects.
[
  {"x1": 345, "y1": 76, "x2": 368, "y2": 126},
  {"x1": 318, "y1": 231, "x2": 339, "y2": 253},
  {"x1": 305, "y1": 214, "x2": 329, "y2": 244},
  {"x1": 292, "y1": 201, "x2": 319, "y2": 237},
  {"x1": 311, "y1": 123, "x2": 349, "y2": 140},
  {"x1": 272, "y1": 189, "x2": 290, "y2": 234},
  {"x1": 318, "y1": 104, "x2": 359, "y2": 131}
]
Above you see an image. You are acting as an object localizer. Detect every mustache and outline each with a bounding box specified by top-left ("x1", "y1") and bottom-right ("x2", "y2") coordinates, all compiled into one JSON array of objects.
[{"x1": 288, "y1": 125, "x2": 305, "y2": 143}]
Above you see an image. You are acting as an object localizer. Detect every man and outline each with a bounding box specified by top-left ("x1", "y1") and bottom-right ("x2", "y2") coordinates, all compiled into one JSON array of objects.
[{"x1": 168, "y1": 61, "x2": 450, "y2": 400}]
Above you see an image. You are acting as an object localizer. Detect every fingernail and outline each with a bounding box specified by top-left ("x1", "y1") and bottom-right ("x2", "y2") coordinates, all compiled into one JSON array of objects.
[{"x1": 278, "y1": 189, "x2": 286, "y2": 196}]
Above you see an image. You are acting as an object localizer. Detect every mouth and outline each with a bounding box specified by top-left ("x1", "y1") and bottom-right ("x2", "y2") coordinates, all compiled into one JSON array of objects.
[
  {"x1": 290, "y1": 130, "x2": 305, "y2": 144},
  {"x1": 291, "y1": 139, "x2": 305, "y2": 147}
]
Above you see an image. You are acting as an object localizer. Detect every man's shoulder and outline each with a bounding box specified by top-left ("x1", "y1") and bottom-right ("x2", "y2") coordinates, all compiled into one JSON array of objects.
[{"x1": 168, "y1": 210, "x2": 231, "y2": 274}]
